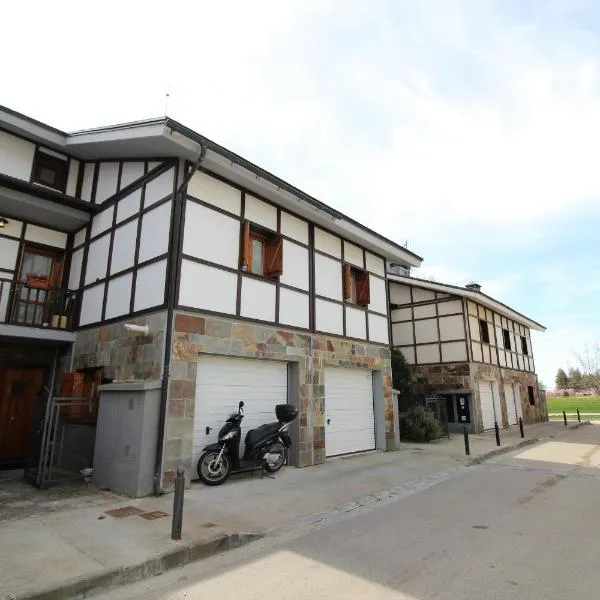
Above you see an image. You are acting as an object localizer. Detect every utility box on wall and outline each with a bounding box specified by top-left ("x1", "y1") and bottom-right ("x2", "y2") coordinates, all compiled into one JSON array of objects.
[{"x1": 93, "y1": 380, "x2": 161, "y2": 497}]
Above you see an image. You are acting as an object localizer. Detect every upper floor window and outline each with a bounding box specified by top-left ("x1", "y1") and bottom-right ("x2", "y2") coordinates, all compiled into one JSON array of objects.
[
  {"x1": 31, "y1": 150, "x2": 68, "y2": 192},
  {"x1": 479, "y1": 319, "x2": 490, "y2": 344},
  {"x1": 343, "y1": 264, "x2": 370, "y2": 307},
  {"x1": 521, "y1": 336, "x2": 529, "y2": 355},
  {"x1": 241, "y1": 222, "x2": 283, "y2": 279},
  {"x1": 527, "y1": 385, "x2": 536, "y2": 406},
  {"x1": 502, "y1": 328, "x2": 511, "y2": 350}
]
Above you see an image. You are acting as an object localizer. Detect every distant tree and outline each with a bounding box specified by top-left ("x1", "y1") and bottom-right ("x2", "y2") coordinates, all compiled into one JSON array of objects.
[
  {"x1": 573, "y1": 343, "x2": 600, "y2": 395},
  {"x1": 555, "y1": 368, "x2": 569, "y2": 390},
  {"x1": 539, "y1": 381, "x2": 547, "y2": 391},
  {"x1": 568, "y1": 367, "x2": 584, "y2": 392}
]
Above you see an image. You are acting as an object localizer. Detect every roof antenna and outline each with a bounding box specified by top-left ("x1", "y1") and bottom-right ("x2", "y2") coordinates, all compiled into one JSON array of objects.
[{"x1": 164, "y1": 89, "x2": 170, "y2": 117}]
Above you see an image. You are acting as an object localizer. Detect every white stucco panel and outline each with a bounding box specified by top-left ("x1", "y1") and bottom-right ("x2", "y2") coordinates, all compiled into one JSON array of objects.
[
  {"x1": 278, "y1": 288, "x2": 309, "y2": 329},
  {"x1": 389, "y1": 283, "x2": 411, "y2": 305},
  {"x1": 345, "y1": 306, "x2": 366, "y2": 339},
  {"x1": 138, "y1": 201, "x2": 171, "y2": 263},
  {"x1": 413, "y1": 303, "x2": 436, "y2": 319},
  {"x1": 241, "y1": 276, "x2": 276, "y2": 322},
  {"x1": 412, "y1": 287, "x2": 435, "y2": 302},
  {"x1": 95, "y1": 162, "x2": 120, "y2": 203},
  {"x1": 399, "y1": 346, "x2": 416, "y2": 365},
  {"x1": 344, "y1": 241, "x2": 363, "y2": 268},
  {"x1": 314, "y1": 228, "x2": 341, "y2": 258},
  {"x1": 85, "y1": 233, "x2": 110, "y2": 284},
  {"x1": 187, "y1": 171, "x2": 241, "y2": 216},
  {"x1": 0, "y1": 237, "x2": 19, "y2": 271},
  {"x1": 0, "y1": 219, "x2": 23, "y2": 239},
  {"x1": 25, "y1": 225, "x2": 67, "y2": 249},
  {"x1": 280, "y1": 240, "x2": 309, "y2": 291},
  {"x1": 79, "y1": 283, "x2": 105, "y2": 326},
  {"x1": 66, "y1": 160, "x2": 79, "y2": 197},
  {"x1": 315, "y1": 298, "x2": 343, "y2": 335},
  {"x1": 438, "y1": 299, "x2": 463, "y2": 316},
  {"x1": 179, "y1": 260, "x2": 237, "y2": 315},
  {"x1": 134, "y1": 259, "x2": 167, "y2": 311},
  {"x1": 91, "y1": 204, "x2": 114, "y2": 238},
  {"x1": 0, "y1": 131, "x2": 35, "y2": 180},
  {"x1": 439, "y1": 315, "x2": 465, "y2": 341},
  {"x1": 80, "y1": 163, "x2": 95, "y2": 202},
  {"x1": 472, "y1": 342, "x2": 483, "y2": 363},
  {"x1": 245, "y1": 195, "x2": 277, "y2": 231},
  {"x1": 368, "y1": 313, "x2": 389, "y2": 344},
  {"x1": 105, "y1": 272, "x2": 133, "y2": 320},
  {"x1": 416, "y1": 344, "x2": 440, "y2": 364},
  {"x1": 280, "y1": 212, "x2": 308, "y2": 244},
  {"x1": 183, "y1": 201, "x2": 239, "y2": 269},
  {"x1": 441, "y1": 341, "x2": 468, "y2": 363},
  {"x1": 391, "y1": 307, "x2": 412, "y2": 321},
  {"x1": 368, "y1": 275, "x2": 387, "y2": 314},
  {"x1": 414, "y1": 318, "x2": 439, "y2": 344},
  {"x1": 392, "y1": 322, "x2": 413, "y2": 346},
  {"x1": 68, "y1": 248, "x2": 83, "y2": 289},
  {"x1": 145, "y1": 167, "x2": 174, "y2": 208},
  {"x1": 120, "y1": 162, "x2": 145, "y2": 188},
  {"x1": 314, "y1": 253, "x2": 343, "y2": 301},
  {"x1": 365, "y1": 252, "x2": 385, "y2": 277},
  {"x1": 117, "y1": 189, "x2": 142, "y2": 223},
  {"x1": 110, "y1": 219, "x2": 138, "y2": 274}
]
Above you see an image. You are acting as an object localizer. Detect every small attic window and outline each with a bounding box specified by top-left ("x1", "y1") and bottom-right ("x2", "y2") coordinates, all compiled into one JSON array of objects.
[{"x1": 31, "y1": 149, "x2": 68, "y2": 192}]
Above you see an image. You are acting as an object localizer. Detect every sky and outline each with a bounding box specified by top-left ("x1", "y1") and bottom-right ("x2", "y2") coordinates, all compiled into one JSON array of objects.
[{"x1": 2, "y1": 0, "x2": 599, "y2": 389}]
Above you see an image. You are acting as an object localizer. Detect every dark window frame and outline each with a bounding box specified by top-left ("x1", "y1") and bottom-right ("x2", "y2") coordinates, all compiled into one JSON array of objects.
[
  {"x1": 241, "y1": 221, "x2": 283, "y2": 281},
  {"x1": 31, "y1": 149, "x2": 69, "y2": 192},
  {"x1": 527, "y1": 385, "x2": 536, "y2": 406},
  {"x1": 502, "y1": 328, "x2": 512, "y2": 350},
  {"x1": 479, "y1": 319, "x2": 490, "y2": 344},
  {"x1": 521, "y1": 335, "x2": 529, "y2": 355}
]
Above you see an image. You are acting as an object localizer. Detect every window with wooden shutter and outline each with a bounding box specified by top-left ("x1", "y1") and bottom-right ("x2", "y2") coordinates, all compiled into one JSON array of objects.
[
  {"x1": 241, "y1": 221, "x2": 283, "y2": 279},
  {"x1": 343, "y1": 264, "x2": 370, "y2": 307},
  {"x1": 241, "y1": 222, "x2": 251, "y2": 272},
  {"x1": 264, "y1": 236, "x2": 283, "y2": 278},
  {"x1": 343, "y1": 264, "x2": 352, "y2": 300}
]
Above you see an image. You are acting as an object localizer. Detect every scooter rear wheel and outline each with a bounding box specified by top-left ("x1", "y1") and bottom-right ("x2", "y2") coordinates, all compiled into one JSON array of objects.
[
  {"x1": 197, "y1": 451, "x2": 232, "y2": 486},
  {"x1": 263, "y1": 441, "x2": 286, "y2": 473}
]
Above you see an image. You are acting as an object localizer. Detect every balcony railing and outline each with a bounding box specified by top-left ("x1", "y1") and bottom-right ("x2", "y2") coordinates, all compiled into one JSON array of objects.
[{"x1": 0, "y1": 278, "x2": 79, "y2": 330}]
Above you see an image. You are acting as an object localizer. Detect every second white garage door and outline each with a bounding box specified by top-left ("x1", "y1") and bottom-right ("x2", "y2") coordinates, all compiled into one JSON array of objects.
[
  {"x1": 324, "y1": 367, "x2": 375, "y2": 457},
  {"x1": 504, "y1": 383, "x2": 518, "y2": 425},
  {"x1": 478, "y1": 381, "x2": 496, "y2": 430},
  {"x1": 193, "y1": 356, "x2": 288, "y2": 467}
]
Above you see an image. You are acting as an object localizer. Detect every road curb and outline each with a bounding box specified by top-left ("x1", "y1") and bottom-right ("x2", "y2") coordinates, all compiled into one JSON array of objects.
[
  {"x1": 466, "y1": 438, "x2": 539, "y2": 466},
  {"x1": 14, "y1": 532, "x2": 262, "y2": 600}
]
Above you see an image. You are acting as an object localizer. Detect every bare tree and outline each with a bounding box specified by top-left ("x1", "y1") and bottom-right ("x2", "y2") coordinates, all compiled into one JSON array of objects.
[{"x1": 573, "y1": 343, "x2": 600, "y2": 395}]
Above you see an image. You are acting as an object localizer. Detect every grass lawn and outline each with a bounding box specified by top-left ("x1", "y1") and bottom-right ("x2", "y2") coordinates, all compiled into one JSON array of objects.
[{"x1": 547, "y1": 396, "x2": 600, "y2": 413}]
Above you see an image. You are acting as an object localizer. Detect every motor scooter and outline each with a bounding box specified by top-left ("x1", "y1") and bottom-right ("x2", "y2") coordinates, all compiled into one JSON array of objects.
[{"x1": 197, "y1": 401, "x2": 298, "y2": 486}]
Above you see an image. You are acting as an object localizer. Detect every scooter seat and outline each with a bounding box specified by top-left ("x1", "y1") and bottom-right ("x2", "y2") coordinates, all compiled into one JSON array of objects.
[{"x1": 245, "y1": 422, "x2": 280, "y2": 448}]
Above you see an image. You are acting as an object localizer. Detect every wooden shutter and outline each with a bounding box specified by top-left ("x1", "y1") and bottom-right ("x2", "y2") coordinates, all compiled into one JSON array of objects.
[
  {"x1": 242, "y1": 222, "x2": 251, "y2": 271},
  {"x1": 343, "y1": 264, "x2": 352, "y2": 300},
  {"x1": 264, "y1": 235, "x2": 283, "y2": 278},
  {"x1": 356, "y1": 270, "x2": 370, "y2": 307}
]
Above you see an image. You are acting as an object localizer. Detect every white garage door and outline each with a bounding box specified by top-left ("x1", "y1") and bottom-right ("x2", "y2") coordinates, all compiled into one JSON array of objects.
[
  {"x1": 478, "y1": 381, "x2": 496, "y2": 430},
  {"x1": 324, "y1": 367, "x2": 375, "y2": 457},
  {"x1": 193, "y1": 356, "x2": 288, "y2": 468},
  {"x1": 513, "y1": 384, "x2": 523, "y2": 421},
  {"x1": 504, "y1": 383, "x2": 518, "y2": 425}
]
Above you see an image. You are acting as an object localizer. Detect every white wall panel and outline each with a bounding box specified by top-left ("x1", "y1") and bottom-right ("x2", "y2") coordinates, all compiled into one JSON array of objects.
[
  {"x1": 187, "y1": 172, "x2": 241, "y2": 215},
  {"x1": 314, "y1": 253, "x2": 342, "y2": 300},
  {"x1": 392, "y1": 322, "x2": 413, "y2": 346},
  {"x1": 389, "y1": 283, "x2": 411, "y2": 304},
  {"x1": 441, "y1": 341, "x2": 468, "y2": 363},
  {"x1": 0, "y1": 131, "x2": 35, "y2": 180},
  {"x1": 368, "y1": 313, "x2": 389, "y2": 344},
  {"x1": 68, "y1": 248, "x2": 83, "y2": 289},
  {"x1": 179, "y1": 260, "x2": 237, "y2": 314},
  {"x1": 346, "y1": 306, "x2": 366, "y2": 339},
  {"x1": 25, "y1": 225, "x2": 67, "y2": 248},
  {"x1": 280, "y1": 240, "x2": 309, "y2": 291},
  {"x1": 482, "y1": 344, "x2": 491, "y2": 363},
  {"x1": 344, "y1": 241, "x2": 363, "y2": 267},
  {"x1": 66, "y1": 160, "x2": 79, "y2": 196},
  {"x1": 314, "y1": 228, "x2": 341, "y2": 258},
  {"x1": 148, "y1": 161, "x2": 161, "y2": 171},
  {"x1": 74, "y1": 227, "x2": 86, "y2": 248},
  {"x1": 365, "y1": 252, "x2": 385, "y2": 276},
  {"x1": 315, "y1": 298, "x2": 343, "y2": 335},
  {"x1": 439, "y1": 315, "x2": 465, "y2": 341},
  {"x1": 391, "y1": 307, "x2": 412, "y2": 321},
  {"x1": 0, "y1": 238, "x2": 19, "y2": 270},
  {"x1": 0, "y1": 281, "x2": 10, "y2": 321},
  {"x1": 183, "y1": 202, "x2": 239, "y2": 268},
  {"x1": 415, "y1": 319, "x2": 438, "y2": 344},
  {"x1": 134, "y1": 259, "x2": 167, "y2": 311},
  {"x1": 413, "y1": 304, "x2": 436, "y2": 319},
  {"x1": 117, "y1": 189, "x2": 142, "y2": 223},
  {"x1": 438, "y1": 299, "x2": 463, "y2": 315},
  {"x1": 95, "y1": 162, "x2": 119, "y2": 203},
  {"x1": 138, "y1": 201, "x2": 171, "y2": 263},
  {"x1": 144, "y1": 167, "x2": 174, "y2": 208},
  {"x1": 469, "y1": 316, "x2": 481, "y2": 341},
  {"x1": 245, "y1": 195, "x2": 277, "y2": 230},
  {"x1": 120, "y1": 162, "x2": 145, "y2": 188},
  {"x1": 368, "y1": 275, "x2": 387, "y2": 314},
  {"x1": 79, "y1": 283, "x2": 105, "y2": 326},
  {"x1": 241, "y1": 276, "x2": 276, "y2": 322},
  {"x1": 280, "y1": 212, "x2": 308, "y2": 244},
  {"x1": 81, "y1": 163, "x2": 95, "y2": 202},
  {"x1": 416, "y1": 344, "x2": 440, "y2": 364},
  {"x1": 105, "y1": 272, "x2": 133, "y2": 319},
  {"x1": 91, "y1": 205, "x2": 114, "y2": 238},
  {"x1": 85, "y1": 233, "x2": 110, "y2": 284},
  {"x1": 472, "y1": 342, "x2": 483, "y2": 362},
  {"x1": 0, "y1": 219, "x2": 22, "y2": 238},
  {"x1": 279, "y1": 288, "x2": 309, "y2": 329},
  {"x1": 400, "y1": 346, "x2": 416, "y2": 365},
  {"x1": 413, "y1": 288, "x2": 435, "y2": 302},
  {"x1": 110, "y1": 219, "x2": 138, "y2": 274}
]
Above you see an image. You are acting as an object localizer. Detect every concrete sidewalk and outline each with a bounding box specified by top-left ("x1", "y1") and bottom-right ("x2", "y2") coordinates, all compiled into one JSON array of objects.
[{"x1": 0, "y1": 420, "x2": 587, "y2": 600}]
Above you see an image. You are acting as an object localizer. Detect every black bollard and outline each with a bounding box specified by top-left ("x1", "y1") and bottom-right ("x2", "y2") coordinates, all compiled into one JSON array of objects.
[
  {"x1": 494, "y1": 422, "x2": 501, "y2": 446},
  {"x1": 577, "y1": 408, "x2": 581, "y2": 423},
  {"x1": 519, "y1": 417, "x2": 524, "y2": 438},
  {"x1": 171, "y1": 466, "x2": 185, "y2": 540},
  {"x1": 563, "y1": 410, "x2": 567, "y2": 427},
  {"x1": 463, "y1": 426, "x2": 470, "y2": 456}
]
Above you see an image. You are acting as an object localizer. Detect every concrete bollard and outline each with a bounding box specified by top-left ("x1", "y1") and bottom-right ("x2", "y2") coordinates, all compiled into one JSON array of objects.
[
  {"x1": 563, "y1": 411, "x2": 568, "y2": 427},
  {"x1": 494, "y1": 422, "x2": 501, "y2": 447},
  {"x1": 463, "y1": 426, "x2": 470, "y2": 456},
  {"x1": 577, "y1": 408, "x2": 581, "y2": 423},
  {"x1": 519, "y1": 417, "x2": 524, "y2": 439},
  {"x1": 171, "y1": 466, "x2": 185, "y2": 540}
]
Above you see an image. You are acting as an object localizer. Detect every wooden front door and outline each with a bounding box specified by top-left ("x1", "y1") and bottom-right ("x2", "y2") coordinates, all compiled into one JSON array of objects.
[{"x1": 0, "y1": 367, "x2": 44, "y2": 464}]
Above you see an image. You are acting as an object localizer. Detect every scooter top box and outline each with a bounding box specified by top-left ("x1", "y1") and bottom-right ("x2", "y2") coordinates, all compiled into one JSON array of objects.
[{"x1": 276, "y1": 404, "x2": 298, "y2": 423}]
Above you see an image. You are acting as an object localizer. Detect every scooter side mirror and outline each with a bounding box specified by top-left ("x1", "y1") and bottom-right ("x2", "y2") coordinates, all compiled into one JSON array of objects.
[{"x1": 239, "y1": 401, "x2": 244, "y2": 409}]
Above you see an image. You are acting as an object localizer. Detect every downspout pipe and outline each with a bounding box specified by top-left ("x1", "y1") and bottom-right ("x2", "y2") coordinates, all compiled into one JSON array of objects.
[{"x1": 153, "y1": 143, "x2": 207, "y2": 495}]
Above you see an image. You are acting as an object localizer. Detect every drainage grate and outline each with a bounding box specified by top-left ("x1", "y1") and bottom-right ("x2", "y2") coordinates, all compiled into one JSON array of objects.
[
  {"x1": 105, "y1": 506, "x2": 146, "y2": 518},
  {"x1": 139, "y1": 510, "x2": 169, "y2": 521}
]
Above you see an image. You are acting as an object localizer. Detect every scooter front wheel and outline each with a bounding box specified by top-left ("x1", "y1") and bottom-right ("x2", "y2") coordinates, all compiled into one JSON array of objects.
[
  {"x1": 263, "y1": 441, "x2": 286, "y2": 473},
  {"x1": 197, "y1": 450, "x2": 232, "y2": 486}
]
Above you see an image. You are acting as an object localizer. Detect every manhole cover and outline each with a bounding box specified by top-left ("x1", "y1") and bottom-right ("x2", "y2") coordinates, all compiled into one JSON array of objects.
[
  {"x1": 105, "y1": 506, "x2": 145, "y2": 518},
  {"x1": 139, "y1": 510, "x2": 169, "y2": 520}
]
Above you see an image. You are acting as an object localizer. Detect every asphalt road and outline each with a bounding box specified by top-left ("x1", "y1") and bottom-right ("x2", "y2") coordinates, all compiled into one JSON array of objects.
[{"x1": 95, "y1": 426, "x2": 600, "y2": 600}]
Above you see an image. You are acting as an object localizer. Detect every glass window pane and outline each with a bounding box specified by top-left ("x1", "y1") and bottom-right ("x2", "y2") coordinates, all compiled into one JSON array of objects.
[{"x1": 252, "y1": 238, "x2": 263, "y2": 275}]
